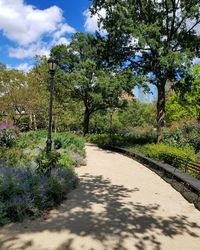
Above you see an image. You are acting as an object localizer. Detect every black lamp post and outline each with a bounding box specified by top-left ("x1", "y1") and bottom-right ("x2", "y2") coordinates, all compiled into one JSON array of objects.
[{"x1": 46, "y1": 57, "x2": 57, "y2": 153}]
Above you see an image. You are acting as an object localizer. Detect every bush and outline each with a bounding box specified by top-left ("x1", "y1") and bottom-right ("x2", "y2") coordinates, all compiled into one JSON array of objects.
[
  {"x1": 54, "y1": 138, "x2": 62, "y2": 149},
  {"x1": 35, "y1": 150, "x2": 61, "y2": 175},
  {"x1": 86, "y1": 127, "x2": 156, "y2": 148},
  {"x1": 123, "y1": 126, "x2": 157, "y2": 145},
  {"x1": 58, "y1": 154, "x2": 73, "y2": 168},
  {"x1": 163, "y1": 120, "x2": 200, "y2": 153},
  {"x1": 0, "y1": 130, "x2": 85, "y2": 225},
  {"x1": 3, "y1": 130, "x2": 86, "y2": 169},
  {"x1": 86, "y1": 134, "x2": 112, "y2": 147},
  {"x1": 129, "y1": 143, "x2": 196, "y2": 169},
  {"x1": 0, "y1": 122, "x2": 19, "y2": 147},
  {"x1": 0, "y1": 166, "x2": 76, "y2": 225},
  {"x1": 0, "y1": 147, "x2": 31, "y2": 168},
  {"x1": 53, "y1": 133, "x2": 85, "y2": 156}
]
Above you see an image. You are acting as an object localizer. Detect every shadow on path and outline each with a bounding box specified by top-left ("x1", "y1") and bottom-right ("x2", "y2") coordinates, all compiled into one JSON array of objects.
[{"x1": 1, "y1": 174, "x2": 200, "y2": 250}]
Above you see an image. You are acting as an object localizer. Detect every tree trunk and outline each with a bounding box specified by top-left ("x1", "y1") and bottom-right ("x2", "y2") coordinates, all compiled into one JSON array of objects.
[
  {"x1": 83, "y1": 109, "x2": 90, "y2": 136},
  {"x1": 156, "y1": 82, "x2": 166, "y2": 143}
]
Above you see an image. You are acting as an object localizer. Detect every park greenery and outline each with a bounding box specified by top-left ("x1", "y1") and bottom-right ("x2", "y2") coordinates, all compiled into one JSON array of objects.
[
  {"x1": 1, "y1": 0, "x2": 200, "y2": 224},
  {"x1": 0, "y1": 126, "x2": 85, "y2": 225}
]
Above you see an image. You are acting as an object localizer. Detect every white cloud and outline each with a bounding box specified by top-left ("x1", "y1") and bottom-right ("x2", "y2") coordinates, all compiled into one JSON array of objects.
[
  {"x1": 52, "y1": 23, "x2": 75, "y2": 40},
  {"x1": 16, "y1": 63, "x2": 33, "y2": 72},
  {"x1": 9, "y1": 36, "x2": 71, "y2": 59},
  {"x1": 9, "y1": 42, "x2": 50, "y2": 59},
  {"x1": 53, "y1": 37, "x2": 70, "y2": 46},
  {"x1": 83, "y1": 8, "x2": 107, "y2": 35},
  {"x1": 0, "y1": 0, "x2": 76, "y2": 59}
]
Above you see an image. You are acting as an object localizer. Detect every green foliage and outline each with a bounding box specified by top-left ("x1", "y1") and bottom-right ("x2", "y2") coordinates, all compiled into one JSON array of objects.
[
  {"x1": 129, "y1": 143, "x2": 196, "y2": 169},
  {"x1": 35, "y1": 150, "x2": 61, "y2": 175},
  {"x1": 58, "y1": 154, "x2": 73, "y2": 169},
  {"x1": 166, "y1": 64, "x2": 200, "y2": 124},
  {"x1": 0, "y1": 129, "x2": 16, "y2": 147},
  {"x1": 0, "y1": 147, "x2": 31, "y2": 168},
  {"x1": 53, "y1": 133, "x2": 85, "y2": 156},
  {"x1": 0, "y1": 166, "x2": 76, "y2": 224},
  {"x1": 0, "y1": 122, "x2": 19, "y2": 147},
  {"x1": 163, "y1": 120, "x2": 200, "y2": 153},
  {"x1": 166, "y1": 93, "x2": 195, "y2": 123},
  {"x1": 51, "y1": 32, "x2": 135, "y2": 134},
  {"x1": 170, "y1": 64, "x2": 200, "y2": 121},
  {"x1": 89, "y1": 101, "x2": 156, "y2": 135},
  {"x1": 0, "y1": 129, "x2": 85, "y2": 225},
  {"x1": 91, "y1": 0, "x2": 200, "y2": 139},
  {"x1": 53, "y1": 138, "x2": 62, "y2": 149},
  {"x1": 87, "y1": 127, "x2": 156, "y2": 147},
  {"x1": 118, "y1": 101, "x2": 156, "y2": 130},
  {"x1": 1, "y1": 130, "x2": 86, "y2": 171},
  {"x1": 86, "y1": 134, "x2": 112, "y2": 147},
  {"x1": 124, "y1": 126, "x2": 157, "y2": 145}
]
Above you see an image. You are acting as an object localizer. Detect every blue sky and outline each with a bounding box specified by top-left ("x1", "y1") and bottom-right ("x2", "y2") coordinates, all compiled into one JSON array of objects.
[
  {"x1": 2, "y1": 1, "x2": 198, "y2": 101},
  {"x1": 0, "y1": 0, "x2": 154, "y2": 101},
  {"x1": 0, "y1": 0, "x2": 97, "y2": 71}
]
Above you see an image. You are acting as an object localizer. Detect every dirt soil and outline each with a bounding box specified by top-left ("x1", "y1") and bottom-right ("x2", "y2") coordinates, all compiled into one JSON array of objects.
[{"x1": 0, "y1": 144, "x2": 200, "y2": 250}]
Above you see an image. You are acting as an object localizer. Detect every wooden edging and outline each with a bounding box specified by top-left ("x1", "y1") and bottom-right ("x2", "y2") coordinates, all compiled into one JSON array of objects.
[{"x1": 107, "y1": 146, "x2": 200, "y2": 201}]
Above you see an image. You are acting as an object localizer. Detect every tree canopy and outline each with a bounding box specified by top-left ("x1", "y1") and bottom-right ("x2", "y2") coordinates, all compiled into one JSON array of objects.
[
  {"x1": 91, "y1": 0, "x2": 200, "y2": 140},
  {"x1": 51, "y1": 32, "x2": 135, "y2": 134}
]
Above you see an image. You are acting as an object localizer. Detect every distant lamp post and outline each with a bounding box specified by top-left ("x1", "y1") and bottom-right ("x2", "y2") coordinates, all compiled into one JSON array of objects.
[{"x1": 46, "y1": 57, "x2": 57, "y2": 153}]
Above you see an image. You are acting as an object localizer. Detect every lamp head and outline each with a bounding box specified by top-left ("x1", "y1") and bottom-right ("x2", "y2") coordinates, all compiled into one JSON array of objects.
[{"x1": 48, "y1": 57, "x2": 58, "y2": 74}]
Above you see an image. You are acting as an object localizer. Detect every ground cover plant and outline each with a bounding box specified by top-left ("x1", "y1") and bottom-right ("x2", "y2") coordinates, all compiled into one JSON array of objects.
[
  {"x1": 127, "y1": 143, "x2": 200, "y2": 180},
  {"x1": 0, "y1": 121, "x2": 19, "y2": 147},
  {"x1": 0, "y1": 129, "x2": 85, "y2": 226}
]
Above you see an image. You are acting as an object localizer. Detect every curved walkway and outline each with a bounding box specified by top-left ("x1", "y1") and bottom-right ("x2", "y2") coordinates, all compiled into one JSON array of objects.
[{"x1": 0, "y1": 144, "x2": 200, "y2": 250}]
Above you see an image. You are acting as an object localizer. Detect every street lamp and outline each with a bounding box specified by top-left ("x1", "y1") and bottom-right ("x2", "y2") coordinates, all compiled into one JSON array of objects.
[{"x1": 46, "y1": 57, "x2": 58, "y2": 153}]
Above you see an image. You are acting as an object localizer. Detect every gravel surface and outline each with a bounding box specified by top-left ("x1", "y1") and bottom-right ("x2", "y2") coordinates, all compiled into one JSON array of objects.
[{"x1": 0, "y1": 144, "x2": 200, "y2": 250}]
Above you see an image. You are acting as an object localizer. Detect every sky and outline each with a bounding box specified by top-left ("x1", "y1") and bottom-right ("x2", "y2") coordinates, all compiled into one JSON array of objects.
[
  {"x1": 0, "y1": 0, "x2": 100, "y2": 71},
  {"x1": 0, "y1": 0, "x2": 155, "y2": 101},
  {"x1": 1, "y1": 0, "x2": 199, "y2": 102}
]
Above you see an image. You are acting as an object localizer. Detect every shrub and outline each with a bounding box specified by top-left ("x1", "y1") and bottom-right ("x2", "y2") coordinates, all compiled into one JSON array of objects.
[
  {"x1": 0, "y1": 130, "x2": 85, "y2": 225},
  {"x1": 54, "y1": 138, "x2": 62, "y2": 149},
  {"x1": 0, "y1": 147, "x2": 31, "y2": 168},
  {"x1": 0, "y1": 166, "x2": 76, "y2": 225},
  {"x1": 163, "y1": 120, "x2": 200, "y2": 153},
  {"x1": 58, "y1": 154, "x2": 73, "y2": 168},
  {"x1": 86, "y1": 134, "x2": 113, "y2": 147},
  {"x1": 0, "y1": 122, "x2": 19, "y2": 147},
  {"x1": 86, "y1": 127, "x2": 157, "y2": 148},
  {"x1": 124, "y1": 126, "x2": 157, "y2": 145},
  {"x1": 53, "y1": 133, "x2": 85, "y2": 156},
  {"x1": 35, "y1": 149, "x2": 61, "y2": 175},
  {"x1": 129, "y1": 143, "x2": 196, "y2": 169}
]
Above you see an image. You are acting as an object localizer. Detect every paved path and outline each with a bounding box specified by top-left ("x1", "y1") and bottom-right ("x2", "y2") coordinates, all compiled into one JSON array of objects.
[{"x1": 0, "y1": 144, "x2": 200, "y2": 250}]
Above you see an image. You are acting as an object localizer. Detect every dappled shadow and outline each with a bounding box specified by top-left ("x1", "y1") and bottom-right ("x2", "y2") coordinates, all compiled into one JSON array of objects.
[{"x1": 0, "y1": 174, "x2": 200, "y2": 249}]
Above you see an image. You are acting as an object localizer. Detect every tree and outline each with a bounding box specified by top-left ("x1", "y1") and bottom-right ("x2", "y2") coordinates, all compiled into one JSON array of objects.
[
  {"x1": 0, "y1": 68, "x2": 27, "y2": 125},
  {"x1": 119, "y1": 100, "x2": 156, "y2": 129},
  {"x1": 0, "y1": 58, "x2": 49, "y2": 130},
  {"x1": 51, "y1": 32, "x2": 134, "y2": 135},
  {"x1": 166, "y1": 64, "x2": 200, "y2": 123},
  {"x1": 91, "y1": 0, "x2": 200, "y2": 141}
]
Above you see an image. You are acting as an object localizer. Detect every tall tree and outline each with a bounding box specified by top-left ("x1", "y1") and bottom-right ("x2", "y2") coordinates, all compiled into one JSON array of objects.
[
  {"x1": 0, "y1": 68, "x2": 27, "y2": 124},
  {"x1": 91, "y1": 0, "x2": 200, "y2": 141},
  {"x1": 51, "y1": 32, "x2": 134, "y2": 135},
  {"x1": 167, "y1": 64, "x2": 200, "y2": 123}
]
